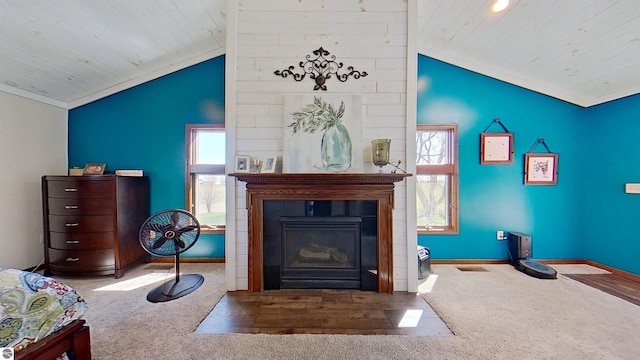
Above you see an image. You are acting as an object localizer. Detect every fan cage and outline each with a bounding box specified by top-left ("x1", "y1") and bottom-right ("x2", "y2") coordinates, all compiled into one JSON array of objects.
[{"x1": 139, "y1": 209, "x2": 201, "y2": 257}]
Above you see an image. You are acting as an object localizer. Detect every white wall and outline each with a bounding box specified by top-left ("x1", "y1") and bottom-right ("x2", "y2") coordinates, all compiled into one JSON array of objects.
[
  {"x1": 0, "y1": 91, "x2": 67, "y2": 269},
  {"x1": 230, "y1": 0, "x2": 411, "y2": 291}
]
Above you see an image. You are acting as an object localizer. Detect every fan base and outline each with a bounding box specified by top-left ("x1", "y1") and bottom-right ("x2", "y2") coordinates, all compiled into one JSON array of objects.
[{"x1": 146, "y1": 274, "x2": 204, "y2": 303}]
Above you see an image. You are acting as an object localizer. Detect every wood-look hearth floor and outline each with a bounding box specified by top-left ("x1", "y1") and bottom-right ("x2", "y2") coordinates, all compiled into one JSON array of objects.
[
  {"x1": 563, "y1": 273, "x2": 640, "y2": 306},
  {"x1": 195, "y1": 289, "x2": 452, "y2": 335}
]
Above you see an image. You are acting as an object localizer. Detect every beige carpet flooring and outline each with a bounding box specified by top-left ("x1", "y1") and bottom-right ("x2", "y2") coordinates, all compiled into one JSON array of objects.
[{"x1": 54, "y1": 263, "x2": 640, "y2": 360}]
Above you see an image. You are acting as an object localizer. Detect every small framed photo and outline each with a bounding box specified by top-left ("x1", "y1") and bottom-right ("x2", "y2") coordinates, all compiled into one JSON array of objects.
[
  {"x1": 524, "y1": 153, "x2": 558, "y2": 185},
  {"x1": 480, "y1": 133, "x2": 514, "y2": 164},
  {"x1": 261, "y1": 156, "x2": 277, "y2": 173},
  {"x1": 83, "y1": 163, "x2": 106, "y2": 175},
  {"x1": 234, "y1": 156, "x2": 250, "y2": 173}
]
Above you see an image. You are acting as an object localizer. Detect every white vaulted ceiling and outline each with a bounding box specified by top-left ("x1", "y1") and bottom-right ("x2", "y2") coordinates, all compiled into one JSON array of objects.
[
  {"x1": 1, "y1": 0, "x2": 640, "y2": 109},
  {"x1": 0, "y1": 0, "x2": 227, "y2": 108},
  {"x1": 417, "y1": 0, "x2": 640, "y2": 107}
]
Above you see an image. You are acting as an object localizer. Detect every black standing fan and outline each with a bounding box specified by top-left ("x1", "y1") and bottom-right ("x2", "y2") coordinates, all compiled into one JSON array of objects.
[{"x1": 139, "y1": 209, "x2": 204, "y2": 303}]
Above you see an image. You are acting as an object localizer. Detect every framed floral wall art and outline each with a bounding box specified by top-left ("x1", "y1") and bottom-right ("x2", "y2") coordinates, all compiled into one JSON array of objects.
[
  {"x1": 283, "y1": 95, "x2": 363, "y2": 173},
  {"x1": 524, "y1": 153, "x2": 558, "y2": 185}
]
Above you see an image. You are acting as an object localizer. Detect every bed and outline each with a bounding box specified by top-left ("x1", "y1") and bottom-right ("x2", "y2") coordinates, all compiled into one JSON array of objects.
[{"x1": 0, "y1": 267, "x2": 90, "y2": 360}]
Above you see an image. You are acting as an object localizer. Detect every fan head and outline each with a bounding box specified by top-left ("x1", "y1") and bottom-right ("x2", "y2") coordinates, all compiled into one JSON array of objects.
[
  {"x1": 138, "y1": 209, "x2": 204, "y2": 303},
  {"x1": 139, "y1": 209, "x2": 200, "y2": 257}
]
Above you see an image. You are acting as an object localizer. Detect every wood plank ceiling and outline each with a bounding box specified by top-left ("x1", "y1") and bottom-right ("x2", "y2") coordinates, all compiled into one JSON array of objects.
[
  {"x1": 0, "y1": 0, "x2": 226, "y2": 108},
  {"x1": 418, "y1": 0, "x2": 640, "y2": 107},
  {"x1": 1, "y1": 0, "x2": 639, "y2": 108}
]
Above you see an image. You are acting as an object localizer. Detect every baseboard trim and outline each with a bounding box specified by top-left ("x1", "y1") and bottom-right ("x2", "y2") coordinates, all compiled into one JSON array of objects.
[
  {"x1": 540, "y1": 259, "x2": 639, "y2": 282},
  {"x1": 22, "y1": 265, "x2": 42, "y2": 272},
  {"x1": 536, "y1": 259, "x2": 583, "y2": 264},
  {"x1": 430, "y1": 258, "x2": 639, "y2": 282},
  {"x1": 431, "y1": 259, "x2": 509, "y2": 265},
  {"x1": 582, "y1": 260, "x2": 640, "y2": 282},
  {"x1": 150, "y1": 258, "x2": 225, "y2": 264}
]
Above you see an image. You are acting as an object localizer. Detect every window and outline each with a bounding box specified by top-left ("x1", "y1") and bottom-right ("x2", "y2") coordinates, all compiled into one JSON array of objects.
[
  {"x1": 416, "y1": 124, "x2": 459, "y2": 234},
  {"x1": 186, "y1": 124, "x2": 226, "y2": 232}
]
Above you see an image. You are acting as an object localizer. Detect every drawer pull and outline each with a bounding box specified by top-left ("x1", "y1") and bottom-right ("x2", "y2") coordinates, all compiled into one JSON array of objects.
[
  {"x1": 66, "y1": 240, "x2": 80, "y2": 244},
  {"x1": 65, "y1": 257, "x2": 80, "y2": 262},
  {"x1": 65, "y1": 223, "x2": 79, "y2": 227},
  {"x1": 64, "y1": 188, "x2": 78, "y2": 192},
  {"x1": 64, "y1": 205, "x2": 79, "y2": 209}
]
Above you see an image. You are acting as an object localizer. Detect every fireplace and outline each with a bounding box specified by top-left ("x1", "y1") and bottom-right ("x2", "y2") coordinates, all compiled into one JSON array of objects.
[
  {"x1": 230, "y1": 173, "x2": 410, "y2": 293},
  {"x1": 280, "y1": 216, "x2": 362, "y2": 289}
]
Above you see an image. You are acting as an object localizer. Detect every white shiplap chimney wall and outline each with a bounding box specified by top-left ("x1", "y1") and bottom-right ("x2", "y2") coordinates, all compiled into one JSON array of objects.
[{"x1": 231, "y1": 0, "x2": 410, "y2": 291}]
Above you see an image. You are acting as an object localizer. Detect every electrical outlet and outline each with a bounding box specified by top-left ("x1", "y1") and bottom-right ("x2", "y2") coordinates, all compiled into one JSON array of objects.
[{"x1": 496, "y1": 230, "x2": 504, "y2": 240}]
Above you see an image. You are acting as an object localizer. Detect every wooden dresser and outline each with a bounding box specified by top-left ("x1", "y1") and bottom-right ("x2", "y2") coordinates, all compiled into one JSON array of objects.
[{"x1": 42, "y1": 175, "x2": 150, "y2": 278}]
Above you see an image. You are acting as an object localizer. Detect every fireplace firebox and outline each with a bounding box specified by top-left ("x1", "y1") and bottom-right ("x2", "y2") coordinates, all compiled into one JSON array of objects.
[
  {"x1": 280, "y1": 217, "x2": 361, "y2": 289},
  {"x1": 263, "y1": 200, "x2": 378, "y2": 290}
]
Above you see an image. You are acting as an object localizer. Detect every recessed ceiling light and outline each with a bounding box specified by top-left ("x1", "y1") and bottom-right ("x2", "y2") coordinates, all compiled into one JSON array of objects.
[{"x1": 492, "y1": 0, "x2": 509, "y2": 13}]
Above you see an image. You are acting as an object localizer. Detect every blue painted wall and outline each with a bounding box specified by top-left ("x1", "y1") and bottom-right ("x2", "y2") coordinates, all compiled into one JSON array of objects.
[
  {"x1": 582, "y1": 94, "x2": 640, "y2": 275},
  {"x1": 68, "y1": 56, "x2": 225, "y2": 258},
  {"x1": 66, "y1": 53, "x2": 639, "y2": 274},
  {"x1": 417, "y1": 55, "x2": 586, "y2": 262}
]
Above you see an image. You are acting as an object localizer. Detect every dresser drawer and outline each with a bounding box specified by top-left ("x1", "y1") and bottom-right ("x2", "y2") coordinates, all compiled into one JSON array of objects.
[
  {"x1": 47, "y1": 197, "x2": 113, "y2": 216},
  {"x1": 49, "y1": 232, "x2": 114, "y2": 250},
  {"x1": 48, "y1": 248, "x2": 115, "y2": 269},
  {"x1": 48, "y1": 215, "x2": 114, "y2": 232},
  {"x1": 47, "y1": 180, "x2": 113, "y2": 199}
]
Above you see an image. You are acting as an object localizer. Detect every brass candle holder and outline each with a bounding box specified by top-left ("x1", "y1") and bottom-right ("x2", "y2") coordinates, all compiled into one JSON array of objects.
[{"x1": 371, "y1": 139, "x2": 391, "y2": 173}]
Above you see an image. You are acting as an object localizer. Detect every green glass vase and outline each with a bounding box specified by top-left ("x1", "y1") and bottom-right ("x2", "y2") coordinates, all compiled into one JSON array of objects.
[{"x1": 321, "y1": 122, "x2": 352, "y2": 172}]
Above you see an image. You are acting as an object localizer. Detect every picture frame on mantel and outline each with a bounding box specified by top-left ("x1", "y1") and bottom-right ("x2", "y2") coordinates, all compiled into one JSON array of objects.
[
  {"x1": 480, "y1": 132, "x2": 514, "y2": 164},
  {"x1": 234, "y1": 156, "x2": 250, "y2": 173},
  {"x1": 261, "y1": 155, "x2": 277, "y2": 173}
]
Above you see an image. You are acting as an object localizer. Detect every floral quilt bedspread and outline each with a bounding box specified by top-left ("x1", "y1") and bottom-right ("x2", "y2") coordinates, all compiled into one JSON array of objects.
[{"x1": 0, "y1": 267, "x2": 88, "y2": 352}]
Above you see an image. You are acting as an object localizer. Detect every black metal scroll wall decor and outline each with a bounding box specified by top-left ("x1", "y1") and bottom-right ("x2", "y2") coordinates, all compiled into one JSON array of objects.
[{"x1": 274, "y1": 47, "x2": 368, "y2": 91}]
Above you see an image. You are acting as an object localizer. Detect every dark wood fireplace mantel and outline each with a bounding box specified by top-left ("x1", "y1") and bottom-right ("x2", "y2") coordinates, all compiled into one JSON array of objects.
[
  {"x1": 230, "y1": 173, "x2": 411, "y2": 293},
  {"x1": 231, "y1": 173, "x2": 411, "y2": 185}
]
